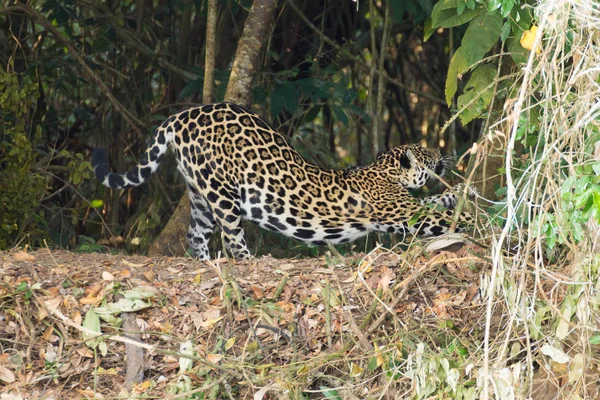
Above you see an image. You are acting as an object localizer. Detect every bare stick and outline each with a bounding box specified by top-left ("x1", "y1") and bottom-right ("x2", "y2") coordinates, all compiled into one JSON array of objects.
[{"x1": 203, "y1": 0, "x2": 218, "y2": 103}]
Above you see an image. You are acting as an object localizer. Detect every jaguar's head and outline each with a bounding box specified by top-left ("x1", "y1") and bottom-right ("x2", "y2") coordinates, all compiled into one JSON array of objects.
[{"x1": 376, "y1": 144, "x2": 452, "y2": 189}]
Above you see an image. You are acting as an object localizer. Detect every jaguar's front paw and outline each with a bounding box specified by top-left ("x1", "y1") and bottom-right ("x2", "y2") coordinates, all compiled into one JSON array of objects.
[{"x1": 453, "y1": 183, "x2": 478, "y2": 199}]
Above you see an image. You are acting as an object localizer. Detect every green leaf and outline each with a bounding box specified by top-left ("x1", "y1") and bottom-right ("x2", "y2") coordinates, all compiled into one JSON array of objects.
[
  {"x1": 90, "y1": 199, "x2": 104, "y2": 209},
  {"x1": 331, "y1": 105, "x2": 349, "y2": 126},
  {"x1": 460, "y1": 11, "x2": 503, "y2": 65},
  {"x1": 445, "y1": 48, "x2": 469, "y2": 105},
  {"x1": 271, "y1": 82, "x2": 299, "y2": 117},
  {"x1": 303, "y1": 106, "x2": 321, "y2": 124},
  {"x1": 83, "y1": 307, "x2": 101, "y2": 345},
  {"x1": 16, "y1": 281, "x2": 28, "y2": 292},
  {"x1": 367, "y1": 356, "x2": 380, "y2": 371},
  {"x1": 488, "y1": 0, "x2": 517, "y2": 17},
  {"x1": 423, "y1": 17, "x2": 435, "y2": 42},
  {"x1": 123, "y1": 286, "x2": 159, "y2": 300},
  {"x1": 457, "y1": 64, "x2": 497, "y2": 124},
  {"x1": 431, "y1": 0, "x2": 481, "y2": 29},
  {"x1": 320, "y1": 386, "x2": 342, "y2": 400},
  {"x1": 500, "y1": 20, "x2": 511, "y2": 41},
  {"x1": 445, "y1": 10, "x2": 502, "y2": 105},
  {"x1": 593, "y1": 192, "x2": 600, "y2": 221},
  {"x1": 590, "y1": 335, "x2": 600, "y2": 345},
  {"x1": 506, "y1": 8, "x2": 533, "y2": 64}
]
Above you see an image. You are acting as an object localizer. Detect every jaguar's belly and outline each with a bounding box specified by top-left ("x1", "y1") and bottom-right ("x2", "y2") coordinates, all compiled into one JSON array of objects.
[{"x1": 239, "y1": 190, "x2": 369, "y2": 245}]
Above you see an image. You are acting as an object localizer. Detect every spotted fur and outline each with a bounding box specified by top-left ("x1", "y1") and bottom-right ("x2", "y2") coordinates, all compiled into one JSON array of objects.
[{"x1": 93, "y1": 102, "x2": 475, "y2": 260}]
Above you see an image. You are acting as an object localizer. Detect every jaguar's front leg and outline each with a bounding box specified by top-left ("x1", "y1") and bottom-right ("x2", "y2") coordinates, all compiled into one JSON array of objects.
[
  {"x1": 407, "y1": 208, "x2": 475, "y2": 236},
  {"x1": 421, "y1": 183, "x2": 478, "y2": 209}
]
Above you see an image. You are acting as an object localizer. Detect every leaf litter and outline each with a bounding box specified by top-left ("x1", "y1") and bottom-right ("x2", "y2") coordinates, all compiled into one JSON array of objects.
[{"x1": 0, "y1": 244, "x2": 501, "y2": 399}]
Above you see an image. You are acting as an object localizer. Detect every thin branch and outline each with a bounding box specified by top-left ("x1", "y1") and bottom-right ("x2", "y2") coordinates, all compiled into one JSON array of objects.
[
  {"x1": 286, "y1": 0, "x2": 447, "y2": 106},
  {"x1": 78, "y1": 0, "x2": 201, "y2": 81},
  {"x1": 5, "y1": 4, "x2": 145, "y2": 133}
]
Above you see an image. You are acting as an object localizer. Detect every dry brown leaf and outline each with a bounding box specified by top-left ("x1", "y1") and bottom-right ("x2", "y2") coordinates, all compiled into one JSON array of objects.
[
  {"x1": 102, "y1": 271, "x2": 115, "y2": 281},
  {"x1": 0, "y1": 366, "x2": 16, "y2": 383},
  {"x1": 13, "y1": 251, "x2": 36, "y2": 263},
  {"x1": 118, "y1": 269, "x2": 131, "y2": 278},
  {"x1": 72, "y1": 311, "x2": 82, "y2": 326},
  {"x1": 85, "y1": 282, "x2": 103, "y2": 297},
  {"x1": 313, "y1": 268, "x2": 335, "y2": 274},
  {"x1": 97, "y1": 236, "x2": 124, "y2": 247},
  {"x1": 79, "y1": 296, "x2": 101, "y2": 305},
  {"x1": 122, "y1": 259, "x2": 146, "y2": 268},
  {"x1": 37, "y1": 304, "x2": 49, "y2": 321},
  {"x1": 47, "y1": 286, "x2": 60, "y2": 297},
  {"x1": 50, "y1": 266, "x2": 69, "y2": 275},
  {"x1": 189, "y1": 312, "x2": 204, "y2": 330},
  {"x1": 44, "y1": 297, "x2": 62, "y2": 311},
  {"x1": 142, "y1": 270, "x2": 156, "y2": 282},
  {"x1": 206, "y1": 353, "x2": 222, "y2": 363},
  {"x1": 251, "y1": 285, "x2": 264, "y2": 299},
  {"x1": 425, "y1": 235, "x2": 466, "y2": 253},
  {"x1": 466, "y1": 284, "x2": 480, "y2": 303},
  {"x1": 452, "y1": 290, "x2": 468, "y2": 305},
  {"x1": 200, "y1": 308, "x2": 222, "y2": 329},
  {"x1": 41, "y1": 325, "x2": 54, "y2": 341},
  {"x1": 377, "y1": 266, "x2": 396, "y2": 291},
  {"x1": 159, "y1": 321, "x2": 173, "y2": 333}
]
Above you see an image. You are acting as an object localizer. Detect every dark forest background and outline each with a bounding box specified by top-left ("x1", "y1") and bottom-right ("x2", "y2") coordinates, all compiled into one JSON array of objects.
[{"x1": 1, "y1": 0, "x2": 530, "y2": 257}]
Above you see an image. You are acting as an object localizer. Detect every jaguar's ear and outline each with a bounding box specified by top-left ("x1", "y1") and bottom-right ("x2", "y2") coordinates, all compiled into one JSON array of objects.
[{"x1": 399, "y1": 150, "x2": 414, "y2": 169}]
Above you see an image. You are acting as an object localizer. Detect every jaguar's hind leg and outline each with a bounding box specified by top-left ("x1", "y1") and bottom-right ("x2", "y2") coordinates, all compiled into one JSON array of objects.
[
  {"x1": 203, "y1": 183, "x2": 252, "y2": 260},
  {"x1": 186, "y1": 185, "x2": 216, "y2": 260}
]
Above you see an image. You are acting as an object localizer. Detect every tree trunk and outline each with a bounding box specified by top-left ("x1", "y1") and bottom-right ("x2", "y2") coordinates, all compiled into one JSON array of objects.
[{"x1": 147, "y1": 0, "x2": 278, "y2": 257}]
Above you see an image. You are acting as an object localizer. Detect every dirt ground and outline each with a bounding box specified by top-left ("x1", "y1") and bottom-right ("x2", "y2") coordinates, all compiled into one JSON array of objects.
[{"x1": 1, "y1": 242, "x2": 489, "y2": 399}]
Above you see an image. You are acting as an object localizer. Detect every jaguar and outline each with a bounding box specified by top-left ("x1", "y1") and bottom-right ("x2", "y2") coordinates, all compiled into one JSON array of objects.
[{"x1": 93, "y1": 102, "x2": 475, "y2": 260}]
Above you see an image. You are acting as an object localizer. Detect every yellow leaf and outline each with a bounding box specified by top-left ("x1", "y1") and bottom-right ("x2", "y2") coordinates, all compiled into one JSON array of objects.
[
  {"x1": 136, "y1": 380, "x2": 153, "y2": 390},
  {"x1": 246, "y1": 340, "x2": 260, "y2": 353},
  {"x1": 90, "y1": 199, "x2": 104, "y2": 209},
  {"x1": 349, "y1": 362, "x2": 364, "y2": 377},
  {"x1": 358, "y1": 260, "x2": 373, "y2": 274},
  {"x1": 520, "y1": 25, "x2": 541, "y2": 54},
  {"x1": 224, "y1": 337, "x2": 236, "y2": 351},
  {"x1": 297, "y1": 364, "x2": 309, "y2": 375}
]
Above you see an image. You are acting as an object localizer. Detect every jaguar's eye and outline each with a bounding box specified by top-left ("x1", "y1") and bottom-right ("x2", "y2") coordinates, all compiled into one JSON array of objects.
[{"x1": 399, "y1": 153, "x2": 411, "y2": 169}]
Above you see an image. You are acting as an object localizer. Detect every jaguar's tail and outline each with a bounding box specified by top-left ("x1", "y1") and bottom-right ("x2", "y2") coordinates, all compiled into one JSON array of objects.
[{"x1": 92, "y1": 129, "x2": 172, "y2": 189}]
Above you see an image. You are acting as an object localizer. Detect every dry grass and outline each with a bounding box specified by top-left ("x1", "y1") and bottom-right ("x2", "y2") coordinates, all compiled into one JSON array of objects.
[{"x1": 475, "y1": 0, "x2": 600, "y2": 398}]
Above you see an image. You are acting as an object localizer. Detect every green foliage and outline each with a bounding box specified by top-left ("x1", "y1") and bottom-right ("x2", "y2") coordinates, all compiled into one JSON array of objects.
[
  {"x1": 456, "y1": 64, "x2": 496, "y2": 124},
  {"x1": 60, "y1": 150, "x2": 93, "y2": 185},
  {"x1": 542, "y1": 159, "x2": 600, "y2": 250},
  {"x1": 0, "y1": 70, "x2": 48, "y2": 249},
  {"x1": 429, "y1": 0, "x2": 531, "y2": 124},
  {"x1": 430, "y1": 0, "x2": 479, "y2": 32}
]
